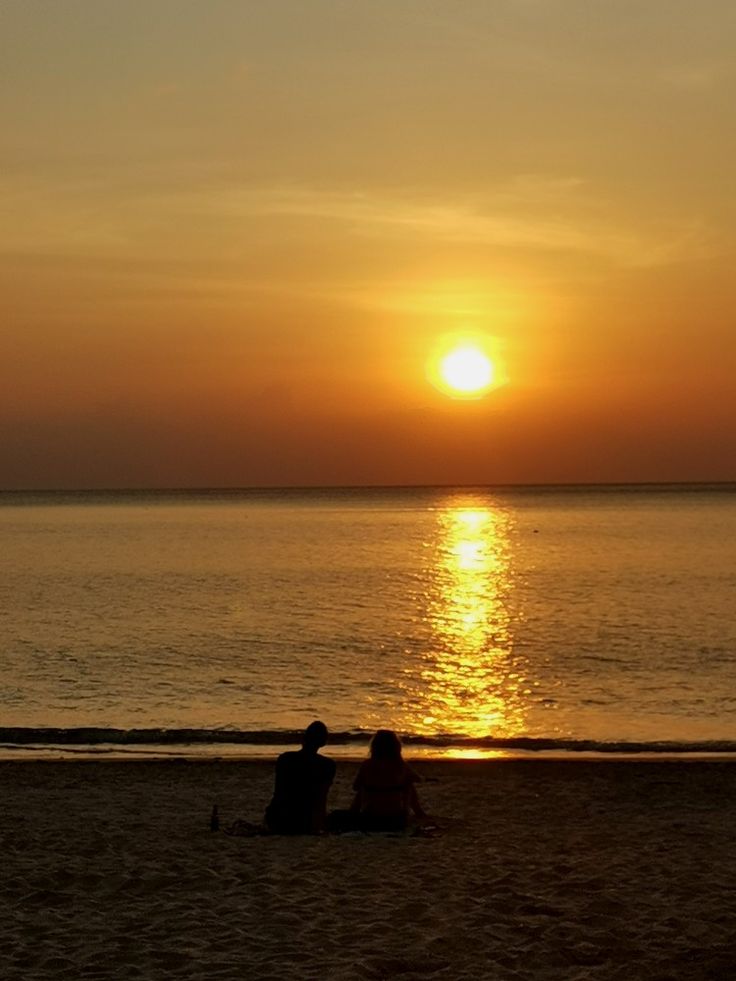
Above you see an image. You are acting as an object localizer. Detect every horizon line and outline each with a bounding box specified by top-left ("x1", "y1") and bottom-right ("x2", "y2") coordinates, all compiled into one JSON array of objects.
[{"x1": 2, "y1": 479, "x2": 735, "y2": 495}]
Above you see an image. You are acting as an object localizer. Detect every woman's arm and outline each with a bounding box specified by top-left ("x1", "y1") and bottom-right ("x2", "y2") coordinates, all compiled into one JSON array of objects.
[{"x1": 350, "y1": 762, "x2": 367, "y2": 813}]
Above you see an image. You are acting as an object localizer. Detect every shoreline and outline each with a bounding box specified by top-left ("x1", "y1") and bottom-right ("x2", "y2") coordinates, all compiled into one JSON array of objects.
[
  {"x1": 4, "y1": 728, "x2": 736, "y2": 763},
  {"x1": 3, "y1": 741, "x2": 736, "y2": 763}
]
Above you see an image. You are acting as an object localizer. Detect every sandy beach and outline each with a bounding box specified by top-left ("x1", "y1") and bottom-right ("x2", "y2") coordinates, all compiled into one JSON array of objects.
[{"x1": 2, "y1": 758, "x2": 735, "y2": 980}]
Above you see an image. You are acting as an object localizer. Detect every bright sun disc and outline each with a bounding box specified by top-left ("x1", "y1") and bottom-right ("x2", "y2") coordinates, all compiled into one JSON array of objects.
[{"x1": 440, "y1": 345, "x2": 494, "y2": 395}]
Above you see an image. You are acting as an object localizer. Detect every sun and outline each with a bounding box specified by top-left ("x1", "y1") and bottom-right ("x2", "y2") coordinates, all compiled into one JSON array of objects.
[
  {"x1": 429, "y1": 341, "x2": 495, "y2": 399},
  {"x1": 426, "y1": 334, "x2": 503, "y2": 399},
  {"x1": 440, "y1": 345, "x2": 494, "y2": 395}
]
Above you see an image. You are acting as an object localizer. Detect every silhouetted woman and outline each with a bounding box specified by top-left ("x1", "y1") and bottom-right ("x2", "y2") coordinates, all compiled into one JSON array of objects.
[{"x1": 351, "y1": 729, "x2": 426, "y2": 831}]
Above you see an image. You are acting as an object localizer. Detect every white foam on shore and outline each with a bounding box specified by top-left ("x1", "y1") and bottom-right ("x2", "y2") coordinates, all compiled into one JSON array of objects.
[{"x1": 3, "y1": 741, "x2": 736, "y2": 762}]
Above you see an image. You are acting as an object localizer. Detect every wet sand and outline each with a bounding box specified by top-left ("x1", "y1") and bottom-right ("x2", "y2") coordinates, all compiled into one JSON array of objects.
[{"x1": 2, "y1": 759, "x2": 735, "y2": 980}]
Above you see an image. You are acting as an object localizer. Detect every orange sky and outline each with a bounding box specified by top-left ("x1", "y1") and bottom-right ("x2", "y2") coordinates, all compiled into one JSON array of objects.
[{"x1": 2, "y1": 1, "x2": 735, "y2": 488}]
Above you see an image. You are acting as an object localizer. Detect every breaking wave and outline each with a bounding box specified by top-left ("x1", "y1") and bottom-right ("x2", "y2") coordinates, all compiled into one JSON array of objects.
[{"x1": 2, "y1": 727, "x2": 736, "y2": 756}]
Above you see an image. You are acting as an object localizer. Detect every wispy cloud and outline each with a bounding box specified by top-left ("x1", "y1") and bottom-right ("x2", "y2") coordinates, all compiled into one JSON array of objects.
[
  {"x1": 658, "y1": 61, "x2": 734, "y2": 91},
  {"x1": 204, "y1": 179, "x2": 715, "y2": 269},
  {"x1": 1, "y1": 169, "x2": 716, "y2": 274}
]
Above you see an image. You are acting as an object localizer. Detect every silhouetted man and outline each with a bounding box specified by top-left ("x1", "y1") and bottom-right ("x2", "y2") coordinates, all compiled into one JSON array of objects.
[{"x1": 264, "y1": 721, "x2": 336, "y2": 834}]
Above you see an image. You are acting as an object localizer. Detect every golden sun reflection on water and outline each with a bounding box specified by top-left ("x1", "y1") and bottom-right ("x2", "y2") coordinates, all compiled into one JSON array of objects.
[
  {"x1": 426, "y1": 747, "x2": 513, "y2": 760},
  {"x1": 403, "y1": 500, "x2": 527, "y2": 739}
]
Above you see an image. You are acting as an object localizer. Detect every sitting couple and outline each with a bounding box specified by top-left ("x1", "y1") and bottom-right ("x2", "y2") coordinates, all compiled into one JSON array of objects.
[{"x1": 264, "y1": 720, "x2": 427, "y2": 835}]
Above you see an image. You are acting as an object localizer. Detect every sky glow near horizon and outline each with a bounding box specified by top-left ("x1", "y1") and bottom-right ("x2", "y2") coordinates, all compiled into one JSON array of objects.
[{"x1": 2, "y1": 0, "x2": 735, "y2": 488}]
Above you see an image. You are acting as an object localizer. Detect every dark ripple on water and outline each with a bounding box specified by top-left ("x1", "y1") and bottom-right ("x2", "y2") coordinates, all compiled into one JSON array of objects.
[{"x1": 2, "y1": 727, "x2": 736, "y2": 757}]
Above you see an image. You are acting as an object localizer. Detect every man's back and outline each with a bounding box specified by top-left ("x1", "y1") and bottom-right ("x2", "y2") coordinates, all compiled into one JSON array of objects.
[{"x1": 265, "y1": 747, "x2": 336, "y2": 834}]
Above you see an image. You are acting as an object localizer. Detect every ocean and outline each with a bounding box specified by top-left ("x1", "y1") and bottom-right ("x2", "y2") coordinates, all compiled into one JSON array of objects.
[{"x1": 1, "y1": 485, "x2": 735, "y2": 758}]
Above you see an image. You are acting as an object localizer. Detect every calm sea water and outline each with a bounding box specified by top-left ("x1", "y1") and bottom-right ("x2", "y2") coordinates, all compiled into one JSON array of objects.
[{"x1": 1, "y1": 486, "x2": 735, "y2": 757}]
